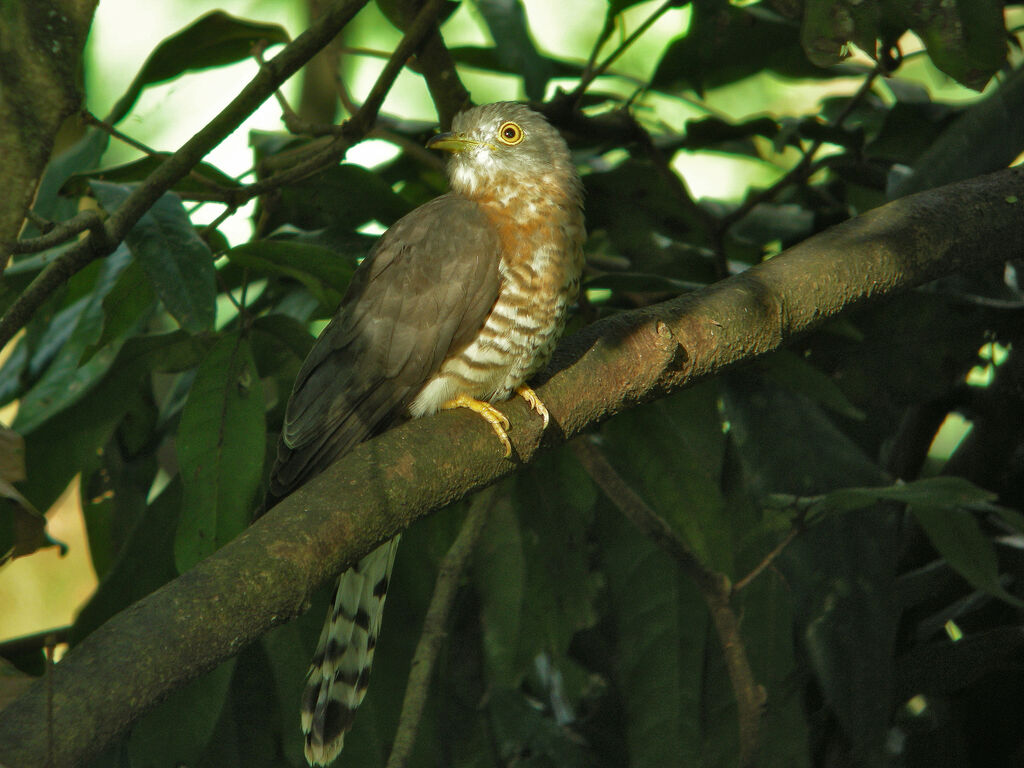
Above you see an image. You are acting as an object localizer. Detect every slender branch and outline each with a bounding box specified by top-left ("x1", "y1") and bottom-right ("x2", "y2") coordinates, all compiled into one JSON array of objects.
[
  {"x1": 731, "y1": 521, "x2": 803, "y2": 593},
  {"x1": 386, "y1": 487, "x2": 494, "y2": 768},
  {"x1": 81, "y1": 111, "x2": 160, "y2": 158},
  {"x1": 572, "y1": 0, "x2": 677, "y2": 103},
  {"x1": 571, "y1": 438, "x2": 723, "y2": 594},
  {"x1": 572, "y1": 438, "x2": 763, "y2": 767},
  {"x1": 1, "y1": 166, "x2": 1023, "y2": 767},
  {"x1": 6, "y1": 210, "x2": 106, "y2": 256}
]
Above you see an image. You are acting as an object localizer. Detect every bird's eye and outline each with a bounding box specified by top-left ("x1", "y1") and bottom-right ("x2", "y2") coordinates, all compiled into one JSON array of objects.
[{"x1": 497, "y1": 121, "x2": 525, "y2": 145}]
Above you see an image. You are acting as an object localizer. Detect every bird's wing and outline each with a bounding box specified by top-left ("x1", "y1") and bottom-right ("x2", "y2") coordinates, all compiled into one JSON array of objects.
[{"x1": 266, "y1": 194, "x2": 501, "y2": 502}]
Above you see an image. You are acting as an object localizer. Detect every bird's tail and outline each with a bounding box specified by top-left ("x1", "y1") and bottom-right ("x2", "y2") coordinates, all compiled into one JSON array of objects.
[{"x1": 301, "y1": 536, "x2": 401, "y2": 766}]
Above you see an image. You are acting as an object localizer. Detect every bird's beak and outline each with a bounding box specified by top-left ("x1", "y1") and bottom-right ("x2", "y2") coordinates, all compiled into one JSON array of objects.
[{"x1": 426, "y1": 132, "x2": 485, "y2": 153}]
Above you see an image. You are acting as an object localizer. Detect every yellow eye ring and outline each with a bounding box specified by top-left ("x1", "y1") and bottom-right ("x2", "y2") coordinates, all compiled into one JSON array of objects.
[{"x1": 497, "y1": 121, "x2": 525, "y2": 145}]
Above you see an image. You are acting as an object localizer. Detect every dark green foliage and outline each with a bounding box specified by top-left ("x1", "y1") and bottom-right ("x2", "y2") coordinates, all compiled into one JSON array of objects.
[{"x1": 4, "y1": 2, "x2": 1024, "y2": 768}]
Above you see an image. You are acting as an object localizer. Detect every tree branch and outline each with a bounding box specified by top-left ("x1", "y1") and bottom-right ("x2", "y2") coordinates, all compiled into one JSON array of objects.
[{"x1": 0, "y1": 166, "x2": 1022, "y2": 767}]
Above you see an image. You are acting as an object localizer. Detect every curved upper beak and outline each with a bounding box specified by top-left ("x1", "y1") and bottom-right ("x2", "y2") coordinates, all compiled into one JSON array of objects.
[{"x1": 426, "y1": 132, "x2": 484, "y2": 153}]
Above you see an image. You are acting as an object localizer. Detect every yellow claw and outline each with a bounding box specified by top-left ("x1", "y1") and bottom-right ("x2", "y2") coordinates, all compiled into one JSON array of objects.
[
  {"x1": 442, "y1": 393, "x2": 512, "y2": 457},
  {"x1": 515, "y1": 385, "x2": 550, "y2": 429}
]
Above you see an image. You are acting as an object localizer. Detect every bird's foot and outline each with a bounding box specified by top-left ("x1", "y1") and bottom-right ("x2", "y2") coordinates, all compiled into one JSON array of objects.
[
  {"x1": 442, "y1": 394, "x2": 512, "y2": 457},
  {"x1": 515, "y1": 385, "x2": 549, "y2": 429}
]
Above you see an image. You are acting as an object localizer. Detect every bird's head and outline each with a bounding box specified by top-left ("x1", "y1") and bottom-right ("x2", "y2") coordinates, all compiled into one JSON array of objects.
[{"x1": 426, "y1": 102, "x2": 578, "y2": 202}]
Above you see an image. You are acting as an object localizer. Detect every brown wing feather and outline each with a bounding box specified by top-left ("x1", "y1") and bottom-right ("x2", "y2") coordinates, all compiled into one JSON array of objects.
[{"x1": 265, "y1": 194, "x2": 501, "y2": 505}]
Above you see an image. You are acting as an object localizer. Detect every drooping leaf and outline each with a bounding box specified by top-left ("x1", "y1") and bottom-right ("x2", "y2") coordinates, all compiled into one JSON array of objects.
[
  {"x1": 13, "y1": 246, "x2": 133, "y2": 435},
  {"x1": 80, "y1": 258, "x2": 157, "y2": 364},
  {"x1": 597, "y1": 504, "x2": 708, "y2": 767},
  {"x1": 174, "y1": 331, "x2": 266, "y2": 573},
  {"x1": 653, "y1": 4, "x2": 827, "y2": 95},
  {"x1": 722, "y1": 372, "x2": 895, "y2": 763},
  {"x1": 910, "y1": 503, "x2": 1022, "y2": 607},
  {"x1": 907, "y1": 0, "x2": 1007, "y2": 91},
  {"x1": 888, "y1": 65, "x2": 1024, "y2": 198},
  {"x1": 91, "y1": 182, "x2": 217, "y2": 333},
  {"x1": 475, "y1": 448, "x2": 598, "y2": 687},
  {"x1": 127, "y1": 657, "x2": 237, "y2": 768},
  {"x1": 16, "y1": 331, "x2": 205, "y2": 517},
  {"x1": 71, "y1": 479, "x2": 182, "y2": 644},
  {"x1": 108, "y1": 11, "x2": 290, "y2": 124},
  {"x1": 757, "y1": 350, "x2": 865, "y2": 422},
  {"x1": 262, "y1": 164, "x2": 413, "y2": 235},
  {"x1": 225, "y1": 241, "x2": 356, "y2": 312},
  {"x1": 62, "y1": 155, "x2": 242, "y2": 198},
  {"x1": 601, "y1": 384, "x2": 731, "y2": 572}
]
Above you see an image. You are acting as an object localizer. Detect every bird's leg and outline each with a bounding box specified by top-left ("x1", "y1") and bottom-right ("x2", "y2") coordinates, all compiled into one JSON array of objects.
[
  {"x1": 442, "y1": 393, "x2": 512, "y2": 457},
  {"x1": 515, "y1": 385, "x2": 549, "y2": 429}
]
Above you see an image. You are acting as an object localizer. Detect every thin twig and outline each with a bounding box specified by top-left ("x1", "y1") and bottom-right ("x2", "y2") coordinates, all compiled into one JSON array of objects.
[
  {"x1": 572, "y1": 0, "x2": 677, "y2": 103},
  {"x1": 81, "y1": 111, "x2": 160, "y2": 157},
  {"x1": 731, "y1": 522, "x2": 802, "y2": 593},
  {"x1": 572, "y1": 438, "x2": 764, "y2": 768},
  {"x1": 7, "y1": 210, "x2": 107, "y2": 256},
  {"x1": 386, "y1": 486, "x2": 495, "y2": 768}
]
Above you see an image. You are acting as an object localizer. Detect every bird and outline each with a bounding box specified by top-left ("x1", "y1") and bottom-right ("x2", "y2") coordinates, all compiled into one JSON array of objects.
[{"x1": 263, "y1": 101, "x2": 585, "y2": 766}]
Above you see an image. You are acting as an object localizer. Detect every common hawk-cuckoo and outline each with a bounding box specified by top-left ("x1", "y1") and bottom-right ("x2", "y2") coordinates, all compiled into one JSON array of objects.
[{"x1": 265, "y1": 102, "x2": 585, "y2": 766}]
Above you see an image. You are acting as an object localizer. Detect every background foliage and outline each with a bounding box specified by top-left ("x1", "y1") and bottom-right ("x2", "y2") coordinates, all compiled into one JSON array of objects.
[{"x1": 2, "y1": 1, "x2": 1024, "y2": 767}]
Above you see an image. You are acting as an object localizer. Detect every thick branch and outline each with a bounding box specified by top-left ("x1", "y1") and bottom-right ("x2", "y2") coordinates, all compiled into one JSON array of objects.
[{"x1": 0, "y1": 167, "x2": 1022, "y2": 767}]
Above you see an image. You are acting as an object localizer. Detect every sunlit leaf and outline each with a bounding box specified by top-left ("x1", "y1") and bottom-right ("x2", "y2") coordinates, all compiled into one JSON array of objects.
[
  {"x1": 91, "y1": 182, "x2": 216, "y2": 333},
  {"x1": 108, "y1": 11, "x2": 290, "y2": 124}
]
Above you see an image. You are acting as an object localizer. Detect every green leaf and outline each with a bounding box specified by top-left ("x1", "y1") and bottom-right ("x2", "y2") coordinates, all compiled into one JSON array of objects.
[
  {"x1": 81, "y1": 258, "x2": 157, "y2": 364},
  {"x1": 225, "y1": 241, "x2": 356, "y2": 311},
  {"x1": 16, "y1": 332, "x2": 205, "y2": 516},
  {"x1": 128, "y1": 657, "x2": 237, "y2": 767},
  {"x1": 263, "y1": 164, "x2": 413, "y2": 235},
  {"x1": 174, "y1": 331, "x2": 266, "y2": 573},
  {"x1": 72, "y1": 480, "x2": 182, "y2": 644},
  {"x1": 448, "y1": 46, "x2": 582, "y2": 81},
  {"x1": 721, "y1": 371, "x2": 885, "y2": 497},
  {"x1": 812, "y1": 476, "x2": 997, "y2": 516},
  {"x1": 653, "y1": 5, "x2": 827, "y2": 95},
  {"x1": 597, "y1": 506, "x2": 707, "y2": 767},
  {"x1": 13, "y1": 246, "x2": 133, "y2": 435},
  {"x1": 910, "y1": 503, "x2": 1023, "y2": 606},
  {"x1": 108, "y1": 11, "x2": 290, "y2": 124},
  {"x1": 62, "y1": 155, "x2": 242, "y2": 198},
  {"x1": 92, "y1": 182, "x2": 217, "y2": 333},
  {"x1": 780, "y1": 508, "x2": 898, "y2": 765},
  {"x1": 475, "y1": 448, "x2": 599, "y2": 686},
  {"x1": 758, "y1": 350, "x2": 865, "y2": 421},
  {"x1": 907, "y1": 0, "x2": 1006, "y2": 91},
  {"x1": 888, "y1": 66, "x2": 1024, "y2": 198},
  {"x1": 602, "y1": 384, "x2": 731, "y2": 572},
  {"x1": 474, "y1": 493, "x2": 526, "y2": 685}
]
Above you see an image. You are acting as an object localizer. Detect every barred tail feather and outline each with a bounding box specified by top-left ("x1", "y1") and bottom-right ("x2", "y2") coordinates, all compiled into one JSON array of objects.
[{"x1": 301, "y1": 536, "x2": 401, "y2": 766}]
